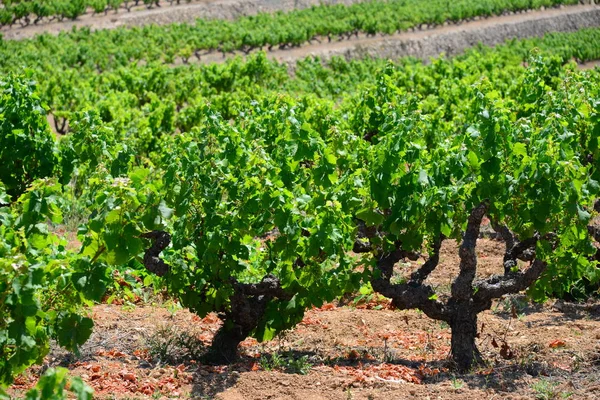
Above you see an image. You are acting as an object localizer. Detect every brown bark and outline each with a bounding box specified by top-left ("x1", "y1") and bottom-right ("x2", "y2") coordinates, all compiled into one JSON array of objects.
[
  {"x1": 410, "y1": 234, "x2": 444, "y2": 284},
  {"x1": 206, "y1": 274, "x2": 292, "y2": 364},
  {"x1": 141, "y1": 230, "x2": 171, "y2": 276},
  {"x1": 448, "y1": 303, "x2": 482, "y2": 371},
  {"x1": 446, "y1": 201, "x2": 488, "y2": 370},
  {"x1": 451, "y1": 201, "x2": 488, "y2": 301}
]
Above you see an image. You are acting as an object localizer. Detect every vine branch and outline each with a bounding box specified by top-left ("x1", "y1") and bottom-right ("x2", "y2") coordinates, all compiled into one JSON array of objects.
[
  {"x1": 451, "y1": 200, "x2": 489, "y2": 300},
  {"x1": 409, "y1": 234, "x2": 444, "y2": 284},
  {"x1": 141, "y1": 230, "x2": 171, "y2": 276}
]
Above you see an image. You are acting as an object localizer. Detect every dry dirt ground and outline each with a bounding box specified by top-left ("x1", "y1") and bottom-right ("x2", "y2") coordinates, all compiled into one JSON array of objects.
[
  {"x1": 580, "y1": 60, "x2": 600, "y2": 70},
  {"x1": 8, "y1": 238, "x2": 600, "y2": 399}
]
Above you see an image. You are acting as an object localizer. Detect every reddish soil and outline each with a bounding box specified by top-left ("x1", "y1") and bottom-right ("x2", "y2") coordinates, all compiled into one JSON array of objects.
[{"x1": 8, "y1": 238, "x2": 600, "y2": 399}]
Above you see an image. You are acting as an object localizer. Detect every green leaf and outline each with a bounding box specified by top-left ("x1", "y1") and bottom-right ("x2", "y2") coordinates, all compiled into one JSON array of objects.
[
  {"x1": 158, "y1": 200, "x2": 173, "y2": 219},
  {"x1": 71, "y1": 261, "x2": 109, "y2": 302},
  {"x1": 56, "y1": 314, "x2": 94, "y2": 354},
  {"x1": 356, "y1": 207, "x2": 384, "y2": 227},
  {"x1": 577, "y1": 206, "x2": 591, "y2": 222},
  {"x1": 129, "y1": 168, "x2": 150, "y2": 186},
  {"x1": 258, "y1": 325, "x2": 277, "y2": 342},
  {"x1": 440, "y1": 223, "x2": 452, "y2": 237},
  {"x1": 512, "y1": 143, "x2": 528, "y2": 158},
  {"x1": 418, "y1": 169, "x2": 429, "y2": 186},
  {"x1": 467, "y1": 151, "x2": 479, "y2": 169},
  {"x1": 70, "y1": 377, "x2": 94, "y2": 400}
]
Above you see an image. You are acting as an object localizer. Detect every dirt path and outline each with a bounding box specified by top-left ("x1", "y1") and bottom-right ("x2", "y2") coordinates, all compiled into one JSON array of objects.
[
  {"x1": 0, "y1": 0, "x2": 363, "y2": 40},
  {"x1": 580, "y1": 60, "x2": 600, "y2": 69},
  {"x1": 268, "y1": 5, "x2": 600, "y2": 64},
  {"x1": 173, "y1": 4, "x2": 600, "y2": 67}
]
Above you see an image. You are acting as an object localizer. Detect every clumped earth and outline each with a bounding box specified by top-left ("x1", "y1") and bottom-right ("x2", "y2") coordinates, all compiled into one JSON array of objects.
[{"x1": 8, "y1": 239, "x2": 600, "y2": 399}]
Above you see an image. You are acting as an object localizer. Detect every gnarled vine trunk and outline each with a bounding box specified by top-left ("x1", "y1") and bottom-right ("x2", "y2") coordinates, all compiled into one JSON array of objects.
[
  {"x1": 207, "y1": 296, "x2": 264, "y2": 364},
  {"x1": 448, "y1": 302, "x2": 483, "y2": 371},
  {"x1": 358, "y1": 201, "x2": 551, "y2": 372},
  {"x1": 141, "y1": 231, "x2": 291, "y2": 364}
]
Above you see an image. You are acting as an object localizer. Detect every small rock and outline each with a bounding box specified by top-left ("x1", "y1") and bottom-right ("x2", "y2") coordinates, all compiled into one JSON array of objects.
[
  {"x1": 151, "y1": 369, "x2": 163, "y2": 378},
  {"x1": 120, "y1": 371, "x2": 136, "y2": 382},
  {"x1": 91, "y1": 374, "x2": 102, "y2": 381}
]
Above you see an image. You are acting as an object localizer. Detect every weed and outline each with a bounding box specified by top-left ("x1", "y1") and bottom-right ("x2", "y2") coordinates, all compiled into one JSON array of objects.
[
  {"x1": 163, "y1": 298, "x2": 183, "y2": 315},
  {"x1": 345, "y1": 388, "x2": 353, "y2": 400},
  {"x1": 531, "y1": 378, "x2": 572, "y2": 399},
  {"x1": 144, "y1": 324, "x2": 206, "y2": 364},
  {"x1": 259, "y1": 352, "x2": 284, "y2": 371},
  {"x1": 493, "y1": 295, "x2": 528, "y2": 318},
  {"x1": 570, "y1": 351, "x2": 584, "y2": 372},
  {"x1": 352, "y1": 284, "x2": 375, "y2": 307},
  {"x1": 259, "y1": 353, "x2": 312, "y2": 375},
  {"x1": 121, "y1": 302, "x2": 137, "y2": 312},
  {"x1": 286, "y1": 355, "x2": 312, "y2": 375},
  {"x1": 382, "y1": 338, "x2": 393, "y2": 363},
  {"x1": 451, "y1": 375, "x2": 464, "y2": 390}
]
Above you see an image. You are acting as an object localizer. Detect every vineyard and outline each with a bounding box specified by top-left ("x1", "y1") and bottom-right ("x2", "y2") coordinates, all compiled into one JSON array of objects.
[
  {"x1": 1, "y1": 0, "x2": 600, "y2": 399},
  {"x1": 0, "y1": 0, "x2": 590, "y2": 30}
]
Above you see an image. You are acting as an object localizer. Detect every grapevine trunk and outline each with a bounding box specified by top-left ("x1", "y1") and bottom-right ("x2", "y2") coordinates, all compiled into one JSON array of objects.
[
  {"x1": 449, "y1": 302, "x2": 483, "y2": 372},
  {"x1": 206, "y1": 324, "x2": 251, "y2": 364},
  {"x1": 204, "y1": 288, "x2": 271, "y2": 364}
]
